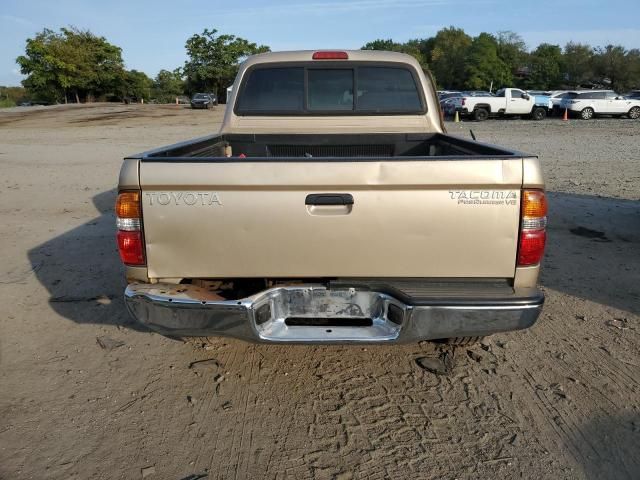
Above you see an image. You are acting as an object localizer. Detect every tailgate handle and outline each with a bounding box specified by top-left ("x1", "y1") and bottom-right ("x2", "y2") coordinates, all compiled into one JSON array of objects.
[{"x1": 305, "y1": 193, "x2": 354, "y2": 206}]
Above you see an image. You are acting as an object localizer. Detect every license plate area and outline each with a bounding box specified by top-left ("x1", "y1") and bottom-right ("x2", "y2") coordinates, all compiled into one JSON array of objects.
[
  {"x1": 251, "y1": 286, "x2": 406, "y2": 342},
  {"x1": 284, "y1": 317, "x2": 373, "y2": 327}
]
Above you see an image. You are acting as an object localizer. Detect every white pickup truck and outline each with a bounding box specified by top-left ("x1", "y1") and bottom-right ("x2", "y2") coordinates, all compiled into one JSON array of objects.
[
  {"x1": 117, "y1": 51, "x2": 547, "y2": 346},
  {"x1": 452, "y1": 88, "x2": 553, "y2": 121}
]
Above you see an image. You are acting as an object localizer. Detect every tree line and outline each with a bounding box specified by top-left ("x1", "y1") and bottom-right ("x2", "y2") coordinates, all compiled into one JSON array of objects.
[
  {"x1": 14, "y1": 27, "x2": 268, "y2": 104},
  {"x1": 10, "y1": 26, "x2": 640, "y2": 105},
  {"x1": 363, "y1": 28, "x2": 640, "y2": 92}
]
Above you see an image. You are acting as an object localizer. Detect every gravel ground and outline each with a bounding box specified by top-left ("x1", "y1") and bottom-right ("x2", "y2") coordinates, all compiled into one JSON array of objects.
[{"x1": 0, "y1": 104, "x2": 638, "y2": 480}]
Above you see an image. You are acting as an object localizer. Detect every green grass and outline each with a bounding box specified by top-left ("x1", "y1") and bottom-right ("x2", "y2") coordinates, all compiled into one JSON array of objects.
[{"x1": 0, "y1": 98, "x2": 17, "y2": 108}]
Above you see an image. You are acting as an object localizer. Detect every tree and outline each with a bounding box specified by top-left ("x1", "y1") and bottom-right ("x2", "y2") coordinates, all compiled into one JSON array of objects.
[
  {"x1": 361, "y1": 38, "x2": 427, "y2": 67},
  {"x1": 525, "y1": 43, "x2": 563, "y2": 90},
  {"x1": 563, "y1": 42, "x2": 594, "y2": 87},
  {"x1": 183, "y1": 28, "x2": 269, "y2": 100},
  {"x1": 153, "y1": 69, "x2": 185, "y2": 103},
  {"x1": 464, "y1": 33, "x2": 512, "y2": 90},
  {"x1": 496, "y1": 31, "x2": 528, "y2": 82},
  {"x1": 592, "y1": 45, "x2": 640, "y2": 91},
  {"x1": 123, "y1": 70, "x2": 153, "y2": 101},
  {"x1": 362, "y1": 39, "x2": 403, "y2": 51},
  {"x1": 428, "y1": 27, "x2": 472, "y2": 89},
  {"x1": 16, "y1": 27, "x2": 125, "y2": 103},
  {"x1": 0, "y1": 86, "x2": 27, "y2": 107},
  {"x1": 17, "y1": 28, "x2": 75, "y2": 102}
]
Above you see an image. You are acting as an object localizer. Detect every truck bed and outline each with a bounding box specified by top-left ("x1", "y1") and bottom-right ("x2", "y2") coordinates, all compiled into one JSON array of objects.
[{"x1": 134, "y1": 132, "x2": 522, "y2": 161}]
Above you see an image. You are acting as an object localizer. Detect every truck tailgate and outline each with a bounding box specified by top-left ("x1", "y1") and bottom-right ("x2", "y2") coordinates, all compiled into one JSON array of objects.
[{"x1": 139, "y1": 159, "x2": 523, "y2": 279}]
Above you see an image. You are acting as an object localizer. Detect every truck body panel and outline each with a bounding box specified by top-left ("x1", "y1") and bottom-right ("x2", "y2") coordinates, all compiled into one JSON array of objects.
[{"x1": 137, "y1": 137, "x2": 524, "y2": 279}]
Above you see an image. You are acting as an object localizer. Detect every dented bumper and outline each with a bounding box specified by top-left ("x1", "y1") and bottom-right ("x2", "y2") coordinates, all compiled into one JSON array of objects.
[{"x1": 124, "y1": 282, "x2": 544, "y2": 344}]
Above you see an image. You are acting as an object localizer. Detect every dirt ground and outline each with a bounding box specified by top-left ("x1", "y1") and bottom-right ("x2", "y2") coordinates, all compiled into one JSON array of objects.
[{"x1": 0, "y1": 104, "x2": 638, "y2": 480}]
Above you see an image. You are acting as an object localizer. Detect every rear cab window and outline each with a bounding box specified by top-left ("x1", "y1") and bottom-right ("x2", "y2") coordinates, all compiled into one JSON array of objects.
[
  {"x1": 235, "y1": 63, "x2": 425, "y2": 115},
  {"x1": 236, "y1": 67, "x2": 304, "y2": 112}
]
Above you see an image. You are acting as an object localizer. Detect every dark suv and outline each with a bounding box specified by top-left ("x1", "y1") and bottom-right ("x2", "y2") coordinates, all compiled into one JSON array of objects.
[{"x1": 190, "y1": 93, "x2": 217, "y2": 109}]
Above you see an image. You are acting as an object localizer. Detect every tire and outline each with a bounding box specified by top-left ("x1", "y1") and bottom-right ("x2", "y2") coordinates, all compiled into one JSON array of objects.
[
  {"x1": 531, "y1": 107, "x2": 546, "y2": 120},
  {"x1": 580, "y1": 107, "x2": 594, "y2": 120},
  {"x1": 442, "y1": 336, "x2": 484, "y2": 346},
  {"x1": 474, "y1": 108, "x2": 489, "y2": 121},
  {"x1": 628, "y1": 106, "x2": 640, "y2": 119}
]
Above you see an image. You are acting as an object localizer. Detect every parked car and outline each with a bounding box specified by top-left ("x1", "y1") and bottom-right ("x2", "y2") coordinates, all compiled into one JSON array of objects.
[
  {"x1": 441, "y1": 91, "x2": 495, "y2": 115},
  {"x1": 451, "y1": 88, "x2": 552, "y2": 121},
  {"x1": 18, "y1": 100, "x2": 52, "y2": 106},
  {"x1": 440, "y1": 96, "x2": 460, "y2": 116},
  {"x1": 190, "y1": 93, "x2": 216, "y2": 109},
  {"x1": 438, "y1": 91, "x2": 463, "y2": 100},
  {"x1": 546, "y1": 91, "x2": 572, "y2": 115},
  {"x1": 464, "y1": 90, "x2": 495, "y2": 97},
  {"x1": 559, "y1": 90, "x2": 640, "y2": 119},
  {"x1": 117, "y1": 50, "x2": 546, "y2": 346}
]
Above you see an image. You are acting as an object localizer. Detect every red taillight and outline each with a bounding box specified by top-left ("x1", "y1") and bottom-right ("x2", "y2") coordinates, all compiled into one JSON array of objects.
[
  {"x1": 116, "y1": 191, "x2": 145, "y2": 266},
  {"x1": 517, "y1": 189, "x2": 547, "y2": 266},
  {"x1": 461, "y1": 97, "x2": 466, "y2": 106},
  {"x1": 518, "y1": 230, "x2": 546, "y2": 266},
  {"x1": 312, "y1": 51, "x2": 348, "y2": 60},
  {"x1": 117, "y1": 230, "x2": 145, "y2": 265}
]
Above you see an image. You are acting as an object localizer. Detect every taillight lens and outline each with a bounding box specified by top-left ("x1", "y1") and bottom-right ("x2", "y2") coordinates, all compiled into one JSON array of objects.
[
  {"x1": 518, "y1": 230, "x2": 546, "y2": 266},
  {"x1": 518, "y1": 189, "x2": 547, "y2": 266},
  {"x1": 116, "y1": 191, "x2": 145, "y2": 266},
  {"x1": 117, "y1": 230, "x2": 145, "y2": 265}
]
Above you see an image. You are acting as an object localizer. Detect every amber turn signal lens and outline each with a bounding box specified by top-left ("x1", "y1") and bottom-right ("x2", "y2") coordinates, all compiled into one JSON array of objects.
[
  {"x1": 116, "y1": 191, "x2": 141, "y2": 219},
  {"x1": 522, "y1": 190, "x2": 547, "y2": 218}
]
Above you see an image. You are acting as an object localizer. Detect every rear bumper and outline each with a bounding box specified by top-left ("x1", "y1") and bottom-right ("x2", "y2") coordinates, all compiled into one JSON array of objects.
[{"x1": 125, "y1": 282, "x2": 544, "y2": 344}]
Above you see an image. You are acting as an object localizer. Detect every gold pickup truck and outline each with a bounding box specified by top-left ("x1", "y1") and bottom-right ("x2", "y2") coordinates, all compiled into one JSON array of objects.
[{"x1": 116, "y1": 50, "x2": 547, "y2": 345}]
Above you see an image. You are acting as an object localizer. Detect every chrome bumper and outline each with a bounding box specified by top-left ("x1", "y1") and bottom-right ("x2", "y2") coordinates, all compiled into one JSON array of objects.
[{"x1": 125, "y1": 283, "x2": 543, "y2": 344}]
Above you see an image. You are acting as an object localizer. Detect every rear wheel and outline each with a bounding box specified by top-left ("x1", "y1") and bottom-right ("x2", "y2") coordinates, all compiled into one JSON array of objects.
[
  {"x1": 580, "y1": 107, "x2": 594, "y2": 120},
  {"x1": 474, "y1": 108, "x2": 489, "y2": 121},
  {"x1": 628, "y1": 106, "x2": 640, "y2": 119},
  {"x1": 441, "y1": 336, "x2": 484, "y2": 346},
  {"x1": 531, "y1": 107, "x2": 546, "y2": 120}
]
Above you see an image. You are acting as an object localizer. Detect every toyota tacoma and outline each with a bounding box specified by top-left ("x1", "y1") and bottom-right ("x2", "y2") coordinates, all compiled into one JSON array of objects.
[{"x1": 116, "y1": 50, "x2": 547, "y2": 345}]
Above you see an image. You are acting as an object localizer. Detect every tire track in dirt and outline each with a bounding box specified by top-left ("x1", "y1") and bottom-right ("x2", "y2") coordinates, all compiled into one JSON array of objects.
[{"x1": 498, "y1": 292, "x2": 640, "y2": 479}]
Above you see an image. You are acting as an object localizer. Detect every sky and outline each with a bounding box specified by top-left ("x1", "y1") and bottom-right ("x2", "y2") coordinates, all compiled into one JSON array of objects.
[{"x1": 1, "y1": 0, "x2": 639, "y2": 86}]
